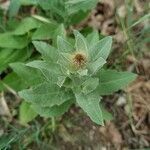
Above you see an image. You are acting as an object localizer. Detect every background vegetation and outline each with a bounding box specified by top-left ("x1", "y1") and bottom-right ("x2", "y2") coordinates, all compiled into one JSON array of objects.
[{"x1": 0, "y1": 0, "x2": 149, "y2": 149}]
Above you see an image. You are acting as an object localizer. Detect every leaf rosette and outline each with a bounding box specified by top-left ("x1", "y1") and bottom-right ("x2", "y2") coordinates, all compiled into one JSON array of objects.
[{"x1": 10, "y1": 30, "x2": 136, "y2": 125}]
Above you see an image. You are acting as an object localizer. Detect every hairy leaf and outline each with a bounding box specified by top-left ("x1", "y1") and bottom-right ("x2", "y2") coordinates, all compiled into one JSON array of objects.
[
  {"x1": 90, "y1": 36, "x2": 112, "y2": 61},
  {"x1": 10, "y1": 62, "x2": 45, "y2": 86},
  {"x1": 32, "y1": 100, "x2": 74, "y2": 117},
  {"x1": 82, "y1": 77, "x2": 99, "y2": 94},
  {"x1": 88, "y1": 57, "x2": 106, "y2": 74},
  {"x1": 75, "y1": 92, "x2": 104, "y2": 125},
  {"x1": 74, "y1": 30, "x2": 88, "y2": 53},
  {"x1": 26, "y1": 60, "x2": 63, "y2": 82},
  {"x1": 86, "y1": 30, "x2": 99, "y2": 49},
  {"x1": 96, "y1": 69, "x2": 137, "y2": 95},
  {"x1": 32, "y1": 41, "x2": 58, "y2": 62},
  {"x1": 19, "y1": 82, "x2": 73, "y2": 107},
  {"x1": 57, "y1": 36, "x2": 74, "y2": 53}
]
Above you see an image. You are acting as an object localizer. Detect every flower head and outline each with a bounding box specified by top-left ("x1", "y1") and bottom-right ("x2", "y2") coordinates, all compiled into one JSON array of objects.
[
  {"x1": 72, "y1": 52, "x2": 87, "y2": 69},
  {"x1": 57, "y1": 30, "x2": 112, "y2": 76}
]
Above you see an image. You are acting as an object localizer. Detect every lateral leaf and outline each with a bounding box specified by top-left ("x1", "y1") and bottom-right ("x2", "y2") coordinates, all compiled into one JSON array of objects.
[
  {"x1": 31, "y1": 100, "x2": 74, "y2": 118},
  {"x1": 10, "y1": 62, "x2": 45, "y2": 86},
  {"x1": 19, "y1": 82, "x2": 73, "y2": 107},
  {"x1": 32, "y1": 41, "x2": 58, "y2": 62},
  {"x1": 13, "y1": 17, "x2": 41, "y2": 35},
  {"x1": 75, "y1": 92, "x2": 104, "y2": 125},
  {"x1": 19, "y1": 101, "x2": 37, "y2": 125},
  {"x1": 90, "y1": 36, "x2": 112, "y2": 61},
  {"x1": 96, "y1": 69, "x2": 137, "y2": 95}
]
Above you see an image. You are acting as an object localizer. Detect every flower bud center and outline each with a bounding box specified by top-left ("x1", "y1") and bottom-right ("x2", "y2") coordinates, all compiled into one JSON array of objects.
[{"x1": 72, "y1": 52, "x2": 87, "y2": 68}]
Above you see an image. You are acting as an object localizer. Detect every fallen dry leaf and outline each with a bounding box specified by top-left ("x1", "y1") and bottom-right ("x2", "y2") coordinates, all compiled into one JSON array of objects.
[{"x1": 0, "y1": 92, "x2": 12, "y2": 119}]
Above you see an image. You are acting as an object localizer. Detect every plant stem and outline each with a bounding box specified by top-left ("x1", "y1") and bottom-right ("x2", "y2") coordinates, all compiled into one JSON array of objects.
[{"x1": 51, "y1": 117, "x2": 56, "y2": 132}]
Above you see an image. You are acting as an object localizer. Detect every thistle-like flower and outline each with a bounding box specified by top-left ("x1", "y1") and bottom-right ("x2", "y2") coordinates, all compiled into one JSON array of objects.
[
  {"x1": 72, "y1": 52, "x2": 87, "y2": 69},
  {"x1": 57, "y1": 30, "x2": 112, "y2": 76}
]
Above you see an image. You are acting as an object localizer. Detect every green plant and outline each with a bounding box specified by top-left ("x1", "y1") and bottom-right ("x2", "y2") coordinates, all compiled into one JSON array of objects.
[
  {"x1": 0, "y1": 0, "x2": 99, "y2": 92},
  {"x1": 9, "y1": 0, "x2": 98, "y2": 26},
  {"x1": 10, "y1": 30, "x2": 137, "y2": 125}
]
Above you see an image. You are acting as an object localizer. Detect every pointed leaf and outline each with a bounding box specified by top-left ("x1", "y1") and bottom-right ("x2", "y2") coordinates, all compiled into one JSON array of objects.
[
  {"x1": 57, "y1": 36, "x2": 74, "y2": 53},
  {"x1": 88, "y1": 57, "x2": 106, "y2": 74},
  {"x1": 32, "y1": 23, "x2": 57, "y2": 40},
  {"x1": 0, "y1": 48, "x2": 32, "y2": 72},
  {"x1": 31, "y1": 100, "x2": 74, "y2": 118},
  {"x1": 10, "y1": 62, "x2": 45, "y2": 86},
  {"x1": 0, "y1": 33, "x2": 28, "y2": 49},
  {"x1": 57, "y1": 53, "x2": 73, "y2": 74},
  {"x1": 66, "y1": 0, "x2": 98, "y2": 15},
  {"x1": 32, "y1": 41, "x2": 58, "y2": 62},
  {"x1": 74, "y1": 30, "x2": 88, "y2": 53},
  {"x1": 96, "y1": 69, "x2": 137, "y2": 95},
  {"x1": 0, "y1": 73, "x2": 27, "y2": 92},
  {"x1": 19, "y1": 82, "x2": 73, "y2": 107},
  {"x1": 100, "y1": 103, "x2": 113, "y2": 121},
  {"x1": 53, "y1": 24, "x2": 66, "y2": 46},
  {"x1": 19, "y1": 101, "x2": 37, "y2": 125},
  {"x1": 90, "y1": 36, "x2": 112, "y2": 61},
  {"x1": 75, "y1": 92, "x2": 104, "y2": 125},
  {"x1": 13, "y1": 17, "x2": 41, "y2": 35},
  {"x1": 26, "y1": 60, "x2": 63, "y2": 83},
  {"x1": 57, "y1": 76, "x2": 66, "y2": 87},
  {"x1": 82, "y1": 77, "x2": 99, "y2": 94},
  {"x1": 86, "y1": 30, "x2": 99, "y2": 49}
]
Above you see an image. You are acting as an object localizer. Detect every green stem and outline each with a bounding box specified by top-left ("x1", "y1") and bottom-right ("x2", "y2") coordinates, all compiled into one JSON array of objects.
[{"x1": 51, "y1": 117, "x2": 56, "y2": 132}]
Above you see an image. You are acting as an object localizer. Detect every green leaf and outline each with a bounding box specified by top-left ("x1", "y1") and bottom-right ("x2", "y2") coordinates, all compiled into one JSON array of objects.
[
  {"x1": 66, "y1": 0, "x2": 98, "y2": 15},
  {"x1": 77, "y1": 69, "x2": 88, "y2": 76},
  {"x1": 38, "y1": 0, "x2": 67, "y2": 22},
  {"x1": 57, "y1": 52, "x2": 73, "y2": 74},
  {"x1": 90, "y1": 36, "x2": 112, "y2": 61},
  {"x1": 19, "y1": 101, "x2": 37, "y2": 125},
  {"x1": 31, "y1": 100, "x2": 73, "y2": 118},
  {"x1": 0, "y1": 33, "x2": 28, "y2": 49},
  {"x1": 74, "y1": 30, "x2": 88, "y2": 53},
  {"x1": 100, "y1": 103, "x2": 113, "y2": 121},
  {"x1": 20, "y1": 0, "x2": 38, "y2": 5},
  {"x1": 26, "y1": 60, "x2": 63, "y2": 82},
  {"x1": 88, "y1": 57, "x2": 106, "y2": 74},
  {"x1": 0, "y1": 48, "x2": 32, "y2": 72},
  {"x1": 10, "y1": 62, "x2": 45, "y2": 86},
  {"x1": 13, "y1": 17, "x2": 41, "y2": 35},
  {"x1": 69, "y1": 10, "x2": 89, "y2": 25},
  {"x1": 8, "y1": 0, "x2": 21, "y2": 17},
  {"x1": 0, "y1": 73, "x2": 27, "y2": 92},
  {"x1": 57, "y1": 36, "x2": 74, "y2": 53},
  {"x1": 75, "y1": 92, "x2": 104, "y2": 125},
  {"x1": 32, "y1": 15, "x2": 53, "y2": 24},
  {"x1": 96, "y1": 69, "x2": 137, "y2": 95},
  {"x1": 32, "y1": 23, "x2": 57, "y2": 40},
  {"x1": 53, "y1": 24, "x2": 66, "y2": 46},
  {"x1": 19, "y1": 82, "x2": 73, "y2": 107},
  {"x1": 57, "y1": 76, "x2": 66, "y2": 87},
  {"x1": 32, "y1": 41, "x2": 58, "y2": 62},
  {"x1": 86, "y1": 30, "x2": 99, "y2": 49},
  {"x1": 82, "y1": 77, "x2": 99, "y2": 94}
]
